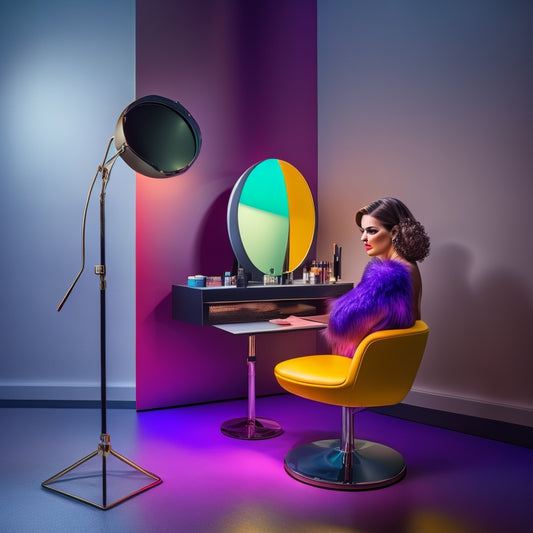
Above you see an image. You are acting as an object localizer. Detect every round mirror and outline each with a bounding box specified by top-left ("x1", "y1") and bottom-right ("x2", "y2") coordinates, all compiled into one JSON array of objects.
[
  {"x1": 227, "y1": 159, "x2": 315, "y2": 276},
  {"x1": 114, "y1": 95, "x2": 201, "y2": 178}
]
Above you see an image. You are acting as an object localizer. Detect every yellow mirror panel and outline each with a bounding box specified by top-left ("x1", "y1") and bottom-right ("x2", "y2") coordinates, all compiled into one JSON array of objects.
[{"x1": 279, "y1": 160, "x2": 316, "y2": 272}]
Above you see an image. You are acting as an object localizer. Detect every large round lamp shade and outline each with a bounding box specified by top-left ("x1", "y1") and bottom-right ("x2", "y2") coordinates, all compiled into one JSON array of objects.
[{"x1": 114, "y1": 95, "x2": 201, "y2": 178}]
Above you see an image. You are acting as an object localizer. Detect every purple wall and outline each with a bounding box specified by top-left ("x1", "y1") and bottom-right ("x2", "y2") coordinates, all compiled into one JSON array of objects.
[{"x1": 136, "y1": 0, "x2": 318, "y2": 409}]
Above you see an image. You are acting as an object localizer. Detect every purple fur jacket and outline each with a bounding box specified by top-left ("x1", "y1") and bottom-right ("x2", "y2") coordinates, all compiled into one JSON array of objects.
[{"x1": 324, "y1": 259, "x2": 414, "y2": 357}]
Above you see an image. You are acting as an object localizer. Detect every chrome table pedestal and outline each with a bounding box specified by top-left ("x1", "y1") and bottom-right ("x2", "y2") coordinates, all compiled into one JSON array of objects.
[{"x1": 220, "y1": 334, "x2": 283, "y2": 440}]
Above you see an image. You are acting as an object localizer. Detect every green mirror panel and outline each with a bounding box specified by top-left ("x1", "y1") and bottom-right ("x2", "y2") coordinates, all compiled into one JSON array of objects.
[{"x1": 227, "y1": 159, "x2": 315, "y2": 276}]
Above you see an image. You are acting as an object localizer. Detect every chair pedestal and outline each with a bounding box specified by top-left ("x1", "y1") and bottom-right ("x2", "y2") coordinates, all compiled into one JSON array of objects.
[
  {"x1": 284, "y1": 438, "x2": 405, "y2": 490},
  {"x1": 284, "y1": 407, "x2": 405, "y2": 490}
]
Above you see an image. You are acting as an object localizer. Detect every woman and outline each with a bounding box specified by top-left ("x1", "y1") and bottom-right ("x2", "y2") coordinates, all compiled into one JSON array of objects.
[{"x1": 325, "y1": 197, "x2": 430, "y2": 357}]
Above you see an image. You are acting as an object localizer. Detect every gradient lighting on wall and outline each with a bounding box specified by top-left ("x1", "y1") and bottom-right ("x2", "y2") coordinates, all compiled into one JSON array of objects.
[
  {"x1": 44, "y1": 95, "x2": 201, "y2": 510},
  {"x1": 227, "y1": 159, "x2": 315, "y2": 277}
]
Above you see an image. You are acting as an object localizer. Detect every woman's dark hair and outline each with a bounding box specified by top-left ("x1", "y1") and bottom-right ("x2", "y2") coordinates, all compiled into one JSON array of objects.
[{"x1": 355, "y1": 197, "x2": 430, "y2": 262}]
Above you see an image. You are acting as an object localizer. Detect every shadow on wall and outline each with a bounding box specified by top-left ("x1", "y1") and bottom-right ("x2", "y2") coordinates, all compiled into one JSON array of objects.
[
  {"x1": 194, "y1": 188, "x2": 236, "y2": 277},
  {"x1": 421, "y1": 243, "x2": 533, "y2": 407}
]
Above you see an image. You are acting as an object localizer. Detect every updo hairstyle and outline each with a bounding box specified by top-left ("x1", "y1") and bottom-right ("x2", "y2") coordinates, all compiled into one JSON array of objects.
[{"x1": 355, "y1": 197, "x2": 430, "y2": 263}]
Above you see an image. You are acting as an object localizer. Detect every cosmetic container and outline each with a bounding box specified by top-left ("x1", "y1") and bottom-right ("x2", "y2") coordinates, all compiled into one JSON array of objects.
[{"x1": 236, "y1": 267, "x2": 247, "y2": 287}]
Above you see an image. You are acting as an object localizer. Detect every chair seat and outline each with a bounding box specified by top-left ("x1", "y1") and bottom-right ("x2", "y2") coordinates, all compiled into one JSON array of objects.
[
  {"x1": 274, "y1": 355, "x2": 351, "y2": 386},
  {"x1": 274, "y1": 321, "x2": 429, "y2": 408}
]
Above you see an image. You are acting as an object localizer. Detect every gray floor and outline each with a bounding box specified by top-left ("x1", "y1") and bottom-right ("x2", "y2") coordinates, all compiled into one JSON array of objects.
[{"x1": 2, "y1": 395, "x2": 533, "y2": 533}]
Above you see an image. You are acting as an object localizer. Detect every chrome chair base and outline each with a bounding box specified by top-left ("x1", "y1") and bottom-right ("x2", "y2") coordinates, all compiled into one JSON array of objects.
[
  {"x1": 284, "y1": 438, "x2": 406, "y2": 490},
  {"x1": 221, "y1": 416, "x2": 283, "y2": 440}
]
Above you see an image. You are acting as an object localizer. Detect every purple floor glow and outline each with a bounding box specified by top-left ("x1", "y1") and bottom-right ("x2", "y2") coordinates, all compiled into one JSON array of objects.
[{"x1": 3, "y1": 394, "x2": 532, "y2": 532}]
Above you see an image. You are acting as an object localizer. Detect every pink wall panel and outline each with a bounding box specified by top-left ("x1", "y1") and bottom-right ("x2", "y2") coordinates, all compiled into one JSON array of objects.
[{"x1": 136, "y1": 0, "x2": 318, "y2": 409}]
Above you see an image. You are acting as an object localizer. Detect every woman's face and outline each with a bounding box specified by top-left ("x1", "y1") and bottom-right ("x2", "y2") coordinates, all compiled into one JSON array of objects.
[{"x1": 359, "y1": 214, "x2": 397, "y2": 260}]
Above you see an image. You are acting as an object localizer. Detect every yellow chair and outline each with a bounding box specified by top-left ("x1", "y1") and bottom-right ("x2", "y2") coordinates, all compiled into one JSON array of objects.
[{"x1": 274, "y1": 320, "x2": 429, "y2": 490}]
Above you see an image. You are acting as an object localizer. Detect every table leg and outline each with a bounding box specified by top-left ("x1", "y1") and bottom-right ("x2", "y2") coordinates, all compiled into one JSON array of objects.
[{"x1": 220, "y1": 334, "x2": 283, "y2": 440}]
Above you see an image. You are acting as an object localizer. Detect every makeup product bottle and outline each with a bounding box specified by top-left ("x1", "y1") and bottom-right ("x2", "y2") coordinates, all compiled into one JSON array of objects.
[{"x1": 236, "y1": 267, "x2": 247, "y2": 287}]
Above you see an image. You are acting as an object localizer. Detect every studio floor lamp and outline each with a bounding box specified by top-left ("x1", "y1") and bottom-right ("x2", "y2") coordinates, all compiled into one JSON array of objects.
[{"x1": 42, "y1": 95, "x2": 201, "y2": 510}]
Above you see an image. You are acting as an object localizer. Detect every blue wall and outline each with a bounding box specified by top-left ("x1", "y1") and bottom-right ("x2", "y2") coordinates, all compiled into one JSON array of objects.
[{"x1": 0, "y1": 0, "x2": 136, "y2": 401}]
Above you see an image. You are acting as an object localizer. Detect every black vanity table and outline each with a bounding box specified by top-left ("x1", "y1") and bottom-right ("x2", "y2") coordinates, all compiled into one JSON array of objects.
[{"x1": 172, "y1": 281, "x2": 354, "y2": 439}]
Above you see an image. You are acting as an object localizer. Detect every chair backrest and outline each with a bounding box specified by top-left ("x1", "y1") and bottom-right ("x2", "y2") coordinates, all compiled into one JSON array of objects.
[{"x1": 342, "y1": 320, "x2": 429, "y2": 407}]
